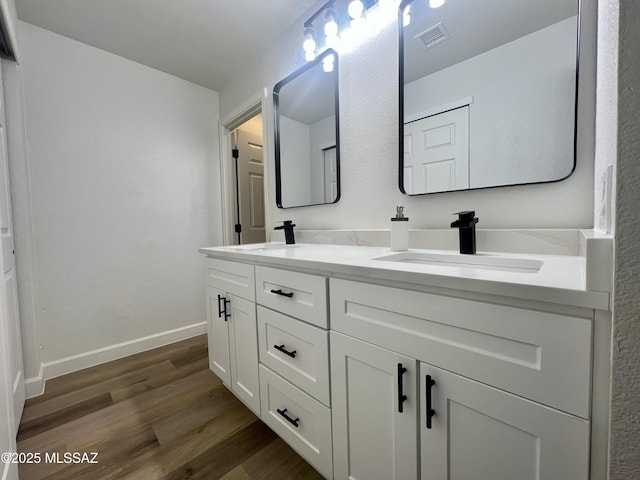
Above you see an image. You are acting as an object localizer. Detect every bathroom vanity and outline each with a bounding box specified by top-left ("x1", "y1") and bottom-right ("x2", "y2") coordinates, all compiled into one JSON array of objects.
[{"x1": 200, "y1": 241, "x2": 610, "y2": 480}]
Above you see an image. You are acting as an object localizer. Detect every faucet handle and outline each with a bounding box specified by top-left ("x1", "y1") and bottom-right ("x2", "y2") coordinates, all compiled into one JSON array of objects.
[
  {"x1": 451, "y1": 211, "x2": 478, "y2": 228},
  {"x1": 274, "y1": 220, "x2": 296, "y2": 230}
]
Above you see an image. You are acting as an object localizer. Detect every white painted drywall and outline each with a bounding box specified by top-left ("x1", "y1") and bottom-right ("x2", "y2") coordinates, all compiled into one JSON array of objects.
[
  {"x1": 17, "y1": 22, "x2": 220, "y2": 377},
  {"x1": 309, "y1": 114, "x2": 336, "y2": 203},
  {"x1": 279, "y1": 115, "x2": 311, "y2": 207},
  {"x1": 593, "y1": 2, "x2": 618, "y2": 234},
  {"x1": 404, "y1": 17, "x2": 577, "y2": 189},
  {"x1": 219, "y1": 0, "x2": 596, "y2": 231},
  {"x1": 609, "y1": 0, "x2": 640, "y2": 477}
]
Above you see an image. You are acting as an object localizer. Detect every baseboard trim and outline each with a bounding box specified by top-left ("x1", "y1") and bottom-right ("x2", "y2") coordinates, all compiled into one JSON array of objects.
[
  {"x1": 25, "y1": 364, "x2": 45, "y2": 399},
  {"x1": 24, "y1": 322, "x2": 206, "y2": 399}
]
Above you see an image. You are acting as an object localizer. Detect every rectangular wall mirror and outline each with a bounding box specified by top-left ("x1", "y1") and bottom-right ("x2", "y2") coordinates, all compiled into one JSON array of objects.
[
  {"x1": 274, "y1": 48, "x2": 340, "y2": 208},
  {"x1": 399, "y1": 0, "x2": 579, "y2": 195}
]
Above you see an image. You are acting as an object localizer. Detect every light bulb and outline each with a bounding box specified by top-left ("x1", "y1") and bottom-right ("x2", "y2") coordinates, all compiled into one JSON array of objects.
[
  {"x1": 348, "y1": 0, "x2": 364, "y2": 19},
  {"x1": 322, "y1": 54, "x2": 334, "y2": 72},
  {"x1": 324, "y1": 17, "x2": 338, "y2": 37},
  {"x1": 302, "y1": 29, "x2": 316, "y2": 53},
  {"x1": 402, "y1": 5, "x2": 412, "y2": 26},
  {"x1": 304, "y1": 51, "x2": 316, "y2": 61},
  {"x1": 324, "y1": 9, "x2": 339, "y2": 37},
  {"x1": 428, "y1": 0, "x2": 447, "y2": 8}
]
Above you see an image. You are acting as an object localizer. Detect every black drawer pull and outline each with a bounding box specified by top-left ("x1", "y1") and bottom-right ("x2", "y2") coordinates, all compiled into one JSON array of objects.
[
  {"x1": 276, "y1": 408, "x2": 300, "y2": 428},
  {"x1": 274, "y1": 344, "x2": 297, "y2": 358},
  {"x1": 398, "y1": 363, "x2": 408, "y2": 413},
  {"x1": 426, "y1": 374, "x2": 436, "y2": 429},
  {"x1": 270, "y1": 288, "x2": 294, "y2": 298}
]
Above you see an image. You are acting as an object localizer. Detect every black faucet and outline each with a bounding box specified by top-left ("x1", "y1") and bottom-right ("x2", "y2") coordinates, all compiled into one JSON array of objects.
[
  {"x1": 450, "y1": 211, "x2": 478, "y2": 255},
  {"x1": 274, "y1": 220, "x2": 296, "y2": 245}
]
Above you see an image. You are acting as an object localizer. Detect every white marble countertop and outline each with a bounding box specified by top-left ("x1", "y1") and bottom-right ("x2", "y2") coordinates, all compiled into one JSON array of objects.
[{"x1": 199, "y1": 243, "x2": 610, "y2": 311}]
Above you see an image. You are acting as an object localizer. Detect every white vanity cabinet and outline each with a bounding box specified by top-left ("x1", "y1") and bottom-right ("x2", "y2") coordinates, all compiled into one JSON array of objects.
[
  {"x1": 254, "y1": 265, "x2": 333, "y2": 479},
  {"x1": 330, "y1": 278, "x2": 592, "y2": 480},
  {"x1": 420, "y1": 363, "x2": 589, "y2": 480},
  {"x1": 205, "y1": 258, "x2": 260, "y2": 415},
  {"x1": 201, "y1": 244, "x2": 604, "y2": 480},
  {"x1": 331, "y1": 331, "x2": 418, "y2": 479}
]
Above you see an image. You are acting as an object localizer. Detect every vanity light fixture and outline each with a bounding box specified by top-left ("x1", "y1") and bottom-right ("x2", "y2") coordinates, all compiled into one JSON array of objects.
[{"x1": 301, "y1": 0, "x2": 391, "y2": 63}]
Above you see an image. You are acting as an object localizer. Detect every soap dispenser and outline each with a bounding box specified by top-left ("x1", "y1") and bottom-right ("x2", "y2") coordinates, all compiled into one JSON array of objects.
[{"x1": 391, "y1": 205, "x2": 409, "y2": 252}]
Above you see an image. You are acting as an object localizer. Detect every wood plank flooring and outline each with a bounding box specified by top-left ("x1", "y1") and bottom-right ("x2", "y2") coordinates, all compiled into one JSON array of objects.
[{"x1": 17, "y1": 336, "x2": 324, "y2": 480}]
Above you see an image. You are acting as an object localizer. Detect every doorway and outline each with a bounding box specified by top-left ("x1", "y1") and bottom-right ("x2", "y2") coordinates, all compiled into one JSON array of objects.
[
  {"x1": 219, "y1": 94, "x2": 269, "y2": 246},
  {"x1": 233, "y1": 115, "x2": 265, "y2": 244}
]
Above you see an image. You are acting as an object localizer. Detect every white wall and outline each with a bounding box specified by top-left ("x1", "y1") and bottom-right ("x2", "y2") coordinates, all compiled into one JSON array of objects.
[
  {"x1": 405, "y1": 17, "x2": 577, "y2": 188},
  {"x1": 309, "y1": 114, "x2": 336, "y2": 203},
  {"x1": 609, "y1": 1, "x2": 640, "y2": 477},
  {"x1": 279, "y1": 115, "x2": 311, "y2": 207},
  {"x1": 219, "y1": 0, "x2": 596, "y2": 231},
  {"x1": 17, "y1": 22, "x2": 220, "y2": 390}
]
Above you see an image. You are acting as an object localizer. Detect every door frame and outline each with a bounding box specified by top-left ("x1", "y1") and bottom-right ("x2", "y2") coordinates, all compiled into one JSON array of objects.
[{"x1": 218, "y1": 92, "x2": 270, "y2": 246}]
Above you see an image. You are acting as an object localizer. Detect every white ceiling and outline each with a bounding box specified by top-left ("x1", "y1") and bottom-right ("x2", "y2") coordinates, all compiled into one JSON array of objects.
[
  {"x1": 15, "y1": 0, "x2": 319, "y2": 91},
  {"x1": 403, "y1": 0, "x2": 578, "y2": 83}
]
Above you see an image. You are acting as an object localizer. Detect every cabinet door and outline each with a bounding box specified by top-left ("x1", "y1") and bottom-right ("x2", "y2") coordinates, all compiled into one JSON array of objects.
[
  {"x1": 205, "y1": 285, "x2": 231, "y2": 385},
  {"x1": 420, "y1": 363, "x2": 590, "y2": 480},
  {"x1": 331, "y1": 332, "x2": 418, "y2": 480},
  {"x1": 228, "y1": 293, "x2": 260, "y2": 415}
]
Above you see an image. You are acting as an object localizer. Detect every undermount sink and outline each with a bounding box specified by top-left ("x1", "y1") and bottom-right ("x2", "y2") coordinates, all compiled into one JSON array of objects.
[
  {"x1": 231, "y1": 243, "x2": 297, "y2": 252},
  {"x1": 373, "y1": 252, "x2": 544, "y2": 274}
]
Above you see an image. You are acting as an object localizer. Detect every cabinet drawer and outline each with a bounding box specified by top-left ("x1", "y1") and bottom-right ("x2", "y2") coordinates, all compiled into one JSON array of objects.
[
  {"x1": 205, "y1": 257, "x2": 255, "y2": 301},
  {"x1": 259, "y1": 365, "x2": 333, "y2": 479},
  {"x1": 330, "y1": 278, "x2": 592, "y2": 419},
  {"x1": 255, "y1": 266, "x2": 328, "y2": 328},
  {"x1": 258, "y1": 306, "x2": 330, "y2": 406}
]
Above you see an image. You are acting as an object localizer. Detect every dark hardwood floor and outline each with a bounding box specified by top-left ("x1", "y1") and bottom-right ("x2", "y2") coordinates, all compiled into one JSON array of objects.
[{"x1": 17, "y1": 335, "x2": 324, "y2": 480}]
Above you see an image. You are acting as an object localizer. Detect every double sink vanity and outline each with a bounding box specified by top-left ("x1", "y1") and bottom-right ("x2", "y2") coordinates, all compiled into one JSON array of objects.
[
  {"x1": 210, "y1": 0, "x2": 604, "y2": 476},
  {"x1": 200, "y1": 237, "x2": 610, "y2": 479}
]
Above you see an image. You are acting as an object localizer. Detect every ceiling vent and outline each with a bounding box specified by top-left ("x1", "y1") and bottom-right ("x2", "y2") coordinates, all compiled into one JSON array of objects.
[{"x1": 415, "y1": 22, "x2": 450, "y2": 50}]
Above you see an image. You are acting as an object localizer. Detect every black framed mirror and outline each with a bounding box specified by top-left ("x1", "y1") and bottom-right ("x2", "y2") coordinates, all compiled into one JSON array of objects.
[
  {"x1": 399, "y1": 0, "x2": 579, "y2": 195},
  {"x1": 274, "y1": 48, "x2": 340, "y2": 208}
]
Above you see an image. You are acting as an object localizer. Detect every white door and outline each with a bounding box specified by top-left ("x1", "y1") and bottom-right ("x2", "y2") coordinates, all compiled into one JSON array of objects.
[
  {"x1": 420, "y1": 363, "x2": 590, "y2": 480},
  {"x1": 403, "y1": 106, "x2": 469, "y2": 194},
  {"x1": 236, "y1": 129, "x2": 265, "y2": 244},
  {"x1": 205, "y1": 285, "x2": 231, "y2": 385},
  {"x1": 0, "y1": 60, "x2": 20, "y2": 480},
  {"x1": 323, "y1": 147, "x2": 337, "y2": 202},
  {"x1": 331, "y1": 331, "x2": 418, "y2": 480},
  {"x1": 227, "y1": 293, "x2": 260, "y2": 415}
]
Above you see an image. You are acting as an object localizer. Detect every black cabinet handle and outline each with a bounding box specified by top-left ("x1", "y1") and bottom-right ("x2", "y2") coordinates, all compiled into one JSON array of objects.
[
  {"x1": 217, "y1": 294, "x2": 230, "y2": 321},
  {"x1": 426, "y1": 375, "x2": 436, "y2": 429},
  {"x1": 223, "y1": 298, "x2": 230, "y2": 322},
  {"x1": 274, "y1": 344, "x2": 297, "y2": 358},
  {"x1": 270, "y1": 288, "x2": 294, "y2": 298},
  {"x1": 397, "y1": 363, "x2": 408, "y2": 413},
  {"x1": 276, "y1": 408, "x2": 300, "y2": 428},
  {"x1": 217, "y1": 294, "x2": 224, "y2": 318}
]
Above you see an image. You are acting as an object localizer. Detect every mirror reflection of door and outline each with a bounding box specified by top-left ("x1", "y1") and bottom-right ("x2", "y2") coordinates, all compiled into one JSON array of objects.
[
  {"x1": 323, "y1": 147, "x2": 337, "y2": 202},
  {"x1": 234, "y1": 116, "x2": 265, "y2": 244},
  {"x1": 403, "y1": 106, "x2": 469, "y2": 194}
]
